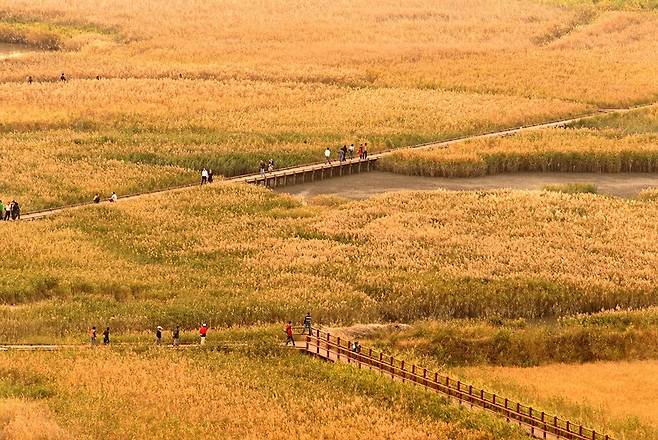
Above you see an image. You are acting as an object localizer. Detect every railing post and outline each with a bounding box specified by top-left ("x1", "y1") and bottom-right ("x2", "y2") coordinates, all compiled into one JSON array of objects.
[
  {"x1": 390, "y1": 356, "x2": 394, "y2": 379},
  {"x1": 336, "y1": 337, "x2": 340, "y2": 360},
  {"x1": 326, "y1": 333, "x2": 330, "y2": 358},
  {"x1": 423, "y1": 369, "x2": 427, "y2": 388},
  {"x1": 347, "y1": 340, "x2": 351, "y2": 363},
  {"x1": 316, "y1": 329, "x2": 320, "y2": 355},
  {"x1": 591, "y1": 430, "x2": 596, "y2": 440},
  {"x1": 368, "y1": 348, "x2": 372, "y2": 369},
  {"x1": 401, "y1": 360, "x2": 405, "y2": 382},
  {"x1": 305, "y1": 335, "x2": 309, "y2": 351},
  {"x1": 566, "y1": 420, "x2": 570, "y2": 432}
]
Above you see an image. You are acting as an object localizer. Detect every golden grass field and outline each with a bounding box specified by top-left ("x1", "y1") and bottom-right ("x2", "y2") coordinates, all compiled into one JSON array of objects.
[
  {"x1": 1, "y1": 1, "x2": 658, "y2": 438},
  {"x1": 2, "y1": 184, "x2": 658, "y2": 340},
  {"x1": 381, "y1": 105, "x2": 658, "y2": 177},
  {"x1": 0, "y1": 344, "x2": 525, "y2": 440},
  {"x1": 1, "y1": 0, "x2": 658, "y2": 209},
  {"x1": 456, "y1": 360, "x2": 658, "y2": 440}
]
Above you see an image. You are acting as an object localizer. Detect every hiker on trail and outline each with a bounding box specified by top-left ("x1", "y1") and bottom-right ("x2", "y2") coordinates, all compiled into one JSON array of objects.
[
  {"x1": 10, "y1": 201, "x2": 20, "y2": 220},
  {"x1": 93, "y1": 194, "x2": 100, "y2": 204},
  {"x1": 208, "y1": 169, "x2": 214, "y2": 184},
  {"x1": 3, "y1": 201, "x2": 11, "y2": 221},
  {"x1": 338, "y1": 146, "x2": 345, "y2": 162},
  {"x1": 109, "y1": 192, "x2": 117, "y2": 202},
  {"x1": 173, "y1": 326, "x2": 180, "y2": 346},
  {"x1": 27, "y1": 76, "x2": 33, "y2": 84},
  {"x1": 362, "y1": 143, "x2": 368, "y2": 159},
  {"x1": 352, "y1": 341, "x2": 361, "y2": 353},
  {"x1": 156, "y1": 326, "x2": 163, "y2": 344},
  {"x1": 268, "y1": 159, "x2": 274, "y2": 173},
  {"x1": 60, "y1": 73, "x2": 67, "y2": 82},
  {"x1": 259, "y1": 161, "x2": 266, "y2": 177},
  {"x1": 357, "y1": 145, "x2": 363, "y2": 160},
  {"x1": 89, "y1": 327, "x2": 97, "y2": 345},
  {"x1": 303, "y1": 312, "x2": 312, "y2": 335},
  {"x1": 103, "y1": 327, "x2": 110, "y2": 345},
  {"x1": 285, "y1": 321, "x2": 295, "y2": 346},
  {"x1": 348, "y1": 144, "x2": 355, "y2": 160},
  {"x1": 199, "y1": 323, "x2": 208, "y2": 345},
  {"x1": 324, "y1": 147, "x2": 331, "y2": 164},
  {"x1": 201, "y1": 168, "x2": 209, "y2": 185},
  {"x1": 96, "y1": 75, "x2": 100, "y2": 80}
]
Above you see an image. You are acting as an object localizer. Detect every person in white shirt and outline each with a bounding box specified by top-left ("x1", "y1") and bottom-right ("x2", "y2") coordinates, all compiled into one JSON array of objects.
[
  {"x1": 201, "y1": 168, "x2": 209, "y2": 185},
  {"x1": 109, "y1": 192, "x2": 117, "y2": 202},
  {"x1": 324, "y1": 148, "x2": 331, "y2": 164}
]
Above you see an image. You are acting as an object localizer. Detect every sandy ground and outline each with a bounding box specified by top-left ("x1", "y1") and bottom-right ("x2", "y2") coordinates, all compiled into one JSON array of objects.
[
  {"x1": 0, "y1": 43, "x2": 30, "y2": 60},
  {"x1": 276, "y1": 171, "x2": 658, "y2": 200}
]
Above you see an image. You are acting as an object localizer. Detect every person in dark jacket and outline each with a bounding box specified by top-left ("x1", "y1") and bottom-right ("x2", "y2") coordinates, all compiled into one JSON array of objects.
[
  {"x1": 303, "y1": 312, "x2": 312, "y2": 335},
  {"x1": 156, "y1": 326, "x2": 163, "y2": 344},
  {"x1": 103, "y1": 327, "x2": 110, "y2": 345},
  {"x1": 173, "y1": 326, "x2": 180, "y2": 346}
]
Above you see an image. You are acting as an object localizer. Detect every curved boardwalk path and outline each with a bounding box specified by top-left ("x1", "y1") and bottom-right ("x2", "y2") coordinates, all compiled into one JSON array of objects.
[
  {"x1": 21, "y1": 102, "x2": 657, "y2": 222},
  {"x1": 296, "y1": 328, "x2": 613, "y2": 440}
]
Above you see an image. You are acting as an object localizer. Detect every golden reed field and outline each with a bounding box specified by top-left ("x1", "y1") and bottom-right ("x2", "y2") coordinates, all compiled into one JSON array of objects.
[
  {"x1": 1, "y1": 0, "x2": 658, "y2": 209},
  {"x1": 2, "y1": 1, "x2": 658, "y2": 439}
]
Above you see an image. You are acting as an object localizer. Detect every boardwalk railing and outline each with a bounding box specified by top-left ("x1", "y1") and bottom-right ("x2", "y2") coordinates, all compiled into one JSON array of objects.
[{"x1": 300, "y1": 328, "x2": 612, "y2": 440}]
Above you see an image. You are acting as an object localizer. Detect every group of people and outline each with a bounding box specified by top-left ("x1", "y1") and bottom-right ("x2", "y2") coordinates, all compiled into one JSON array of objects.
[
  {"x1": 284, "y1": 312, "x2": 313, "y2": 347},
  {"x1": 0, "y1": 200, "x2": 20, "y2": 221},
  {"x1": 324, "y1": 143, "x2": 368, "y2": 164},
  {"x1": 26, "y1": 73, "x2": 103, "y2": 84},
  {"x1": 259, "y1": 159, "x2": 275, "y2": 176},
  {"x1": 89, "y1": 323, "x2": 208, "y2": 346},
  {"x1": 201, "y1": 168, "x2": 214, "y2": 185},
  {"x1": 93, "y1": 192, "x2": 118, "y2": 203}
]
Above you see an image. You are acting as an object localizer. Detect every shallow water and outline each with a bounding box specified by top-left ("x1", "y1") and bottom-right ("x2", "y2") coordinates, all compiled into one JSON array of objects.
[
  {"x1": 0, "y1": 42, "x2": 31, "y2": 59},
  {"x1": 276, "y1": 171, "x2": 658, "y2": 200}
]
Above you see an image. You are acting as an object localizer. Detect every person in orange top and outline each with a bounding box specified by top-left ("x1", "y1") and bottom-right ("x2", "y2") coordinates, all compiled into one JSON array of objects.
[
  {"x1": 285, "y1": 321, "x2": 295, "y2": 346},
  {"x1": 199, "y1": 323, "x2": 208, "y2": 345}
]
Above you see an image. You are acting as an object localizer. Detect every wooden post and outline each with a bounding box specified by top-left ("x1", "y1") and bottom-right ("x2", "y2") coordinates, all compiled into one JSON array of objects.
[
  {"x1": 390, "y1": 356, "x2": 394, "y2": 378},
  {"x1": 368, "y1": 348, "x2": 372, "y2": 369},
  {"x1": 336, "y1": 337, "x2": 340, "y2": 360},
  {"x1": 401, "y1": 361, "x2": 405, "y2": 382},
  {"x1": 316, "y1": 329, "x2": 320, "y2": 355},
  {"x1": 326, "y1": 333, "x2": 330, "y2": 358}
]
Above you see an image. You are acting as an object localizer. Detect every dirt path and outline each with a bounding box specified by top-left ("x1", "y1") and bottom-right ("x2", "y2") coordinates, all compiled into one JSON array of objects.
[{"x1": 277, "y1": 171, "x2": 658, "y2": 199}]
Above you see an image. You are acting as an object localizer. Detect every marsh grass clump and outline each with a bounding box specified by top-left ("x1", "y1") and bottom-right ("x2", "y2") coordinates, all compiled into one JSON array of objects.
[{"x1": 543, "y1": 183, "x2": 597, "y2": 194}]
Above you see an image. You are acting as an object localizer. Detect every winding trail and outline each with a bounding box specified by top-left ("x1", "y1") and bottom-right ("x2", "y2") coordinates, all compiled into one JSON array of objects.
[{"x1": 21, "y1": 102, "x2": 658, "y2": 221}]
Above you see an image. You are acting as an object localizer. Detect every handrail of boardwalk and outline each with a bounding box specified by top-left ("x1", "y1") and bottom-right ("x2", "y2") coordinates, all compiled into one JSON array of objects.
[{"x1": 301, "y1": 328, "x2": 612, "y2": 440}]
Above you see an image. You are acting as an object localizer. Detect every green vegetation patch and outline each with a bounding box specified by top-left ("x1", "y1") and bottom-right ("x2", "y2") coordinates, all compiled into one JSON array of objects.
[{"x1": 543, "y1": 183, "x2": 598, "y2": 194}]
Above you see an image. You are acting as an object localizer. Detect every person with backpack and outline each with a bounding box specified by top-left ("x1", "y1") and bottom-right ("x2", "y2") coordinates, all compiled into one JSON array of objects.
[
  {"x1": 324, "y1": 147, "x2": 331, "y2": 164},
  {"x1": 103, "y1": 327, "x2": 110, "y2": 345},
  {"x1": 173, "y1": 326, "x2": 180, "y2": 346},
  {"x1": 156, "y1": 326, "x2": 163, "y2": 344},
  {"x1": 199, "y1": 323, "x2": 208, "y2": 345},
  {"x1": 285, "y1": 321, "x2": 295, "y2": 346},
  {"x1": 303, "y1": 312, "x2": 312, "y2": 335},
  {"x1": 89, "y1": 327, "x2": 97, "y2": 345}
]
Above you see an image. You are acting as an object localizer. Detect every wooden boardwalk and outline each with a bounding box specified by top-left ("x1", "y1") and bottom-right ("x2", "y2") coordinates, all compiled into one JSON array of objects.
[{"x1": 295, "y1": 328, "x2": 613, "y2": 440}]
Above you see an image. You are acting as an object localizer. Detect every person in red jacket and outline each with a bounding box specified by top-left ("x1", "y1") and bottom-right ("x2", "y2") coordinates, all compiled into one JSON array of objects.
[
  {"x1": 285, "y1": 321, "x2": 295, "y2": 346},
  {"x1": 199, "y1": 323, "x2": 208, "y2": 345}
]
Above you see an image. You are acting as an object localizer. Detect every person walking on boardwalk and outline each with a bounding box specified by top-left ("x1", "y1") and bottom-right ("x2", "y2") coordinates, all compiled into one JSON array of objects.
[
  {"x1": 357, "y1": 145, "x2": 363, "y2": 160},
  {"x1": 303, "y1": 312, "x2": 312, "y2": 335},
  {"x1": 362, "y1": 143, "x2": 368, "y2": 160},
  {"x1": 324, "y1": 147, "x2": 331, "y2": 164},
  {"x1": 268, "y1": 159, "x2": 274, "y2": 173},
  {"x1": 103, "y1": 327, "x2": 110, "y2": 345},
  {"x1": 201, "y1": 168, "x2": 209, "y2": 185},
  {"x1": 89, "y1": 326, "x2": 97, "y2": 345},
  {"x1": 348, "y1": 144, "x2": 354, "y2": 160},
  {"x1": 10, "y1": 201, "x2": 20, "y2": 220},
  {"x1": 338, "y1": 146, "x2": 345, "y2": 162},
  {"x1": 259, "y1": 161, "x2": 266, "y2": 177},
  {"x1": 3, "y1": 201, "x2": 11, "y2": 221},
  {"x1": 173, "y1": 326, "x2": 180, "y2": 346},
  {"x1": 285, "y1": 321, "x2": 295, "y2": 346},
  {"x1": 156, "y1": 326, "x2": 163, "y2": 345},
  {"x1": 199, "y1": 323, "x2": 208, "y2": 345}
]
